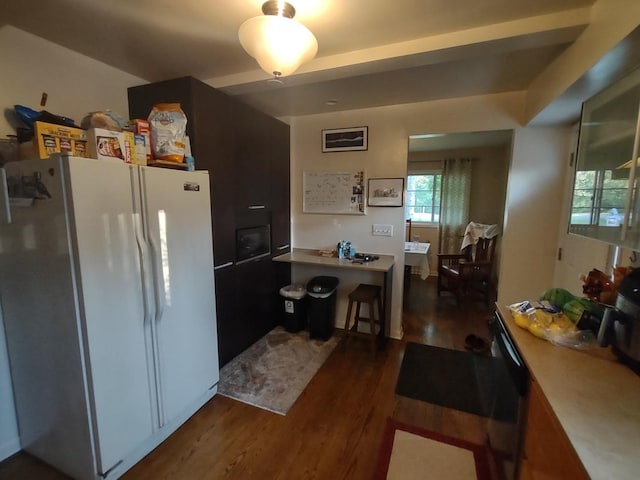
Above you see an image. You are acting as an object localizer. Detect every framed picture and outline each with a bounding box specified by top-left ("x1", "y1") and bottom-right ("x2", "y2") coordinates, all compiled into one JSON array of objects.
[
  {"x1": 322, "y1": 126, "x2": 368, "y2": 152},
  {"x1": 367, "y1": 177, "x2": 404, "y2": 207}
]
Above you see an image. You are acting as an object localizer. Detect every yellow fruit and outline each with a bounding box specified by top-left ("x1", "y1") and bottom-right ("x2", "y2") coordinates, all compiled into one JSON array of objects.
[
  {"x1": 554, "y1": 315, "x2": 575, "y2": 330},
  {"x1": 513, "y1": 313, "x2": 530, "y2": 329},
  {"x1": 548, "y1": 323, "x2": 562, "y2": 334},
  {"x1": 528, "y1": 322, "x2": 547, "y2": 339},
  {"x1": 534, "y1": 309, "x2": 553, "y2": 326}
]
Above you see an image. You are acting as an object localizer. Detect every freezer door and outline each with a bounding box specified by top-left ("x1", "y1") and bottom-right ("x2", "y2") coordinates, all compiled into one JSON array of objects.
[
  {"x1": 140, "y1": 167, "x2": 219, "y2": 425},
  {"x1": 66, "y1": 158, "x2": 155, "y2": 474}
]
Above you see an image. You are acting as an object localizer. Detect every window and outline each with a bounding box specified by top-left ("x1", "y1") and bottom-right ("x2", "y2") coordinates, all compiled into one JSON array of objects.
[
  {"x1": 570, "y1": 170, "x2": 627, "y2": 226},
  {"x1": 405, "y1": 173, "x2": 442, "y2": 223}
]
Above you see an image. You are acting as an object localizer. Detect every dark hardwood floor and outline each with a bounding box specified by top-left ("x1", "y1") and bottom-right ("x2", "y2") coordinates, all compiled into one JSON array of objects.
[{"x1": 0, "y1": 276, "x2": 493, "y2": 480}]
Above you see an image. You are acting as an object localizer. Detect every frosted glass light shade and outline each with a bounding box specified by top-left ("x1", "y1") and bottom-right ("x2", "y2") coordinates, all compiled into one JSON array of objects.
[{"x1": 239, "y1": 15, "x2": 318, "y2": 77}]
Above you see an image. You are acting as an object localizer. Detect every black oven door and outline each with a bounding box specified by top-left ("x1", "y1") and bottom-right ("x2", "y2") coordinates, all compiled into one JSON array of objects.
[{"x1": 488, "y1": 311, "x2": 529, "y2": 480}]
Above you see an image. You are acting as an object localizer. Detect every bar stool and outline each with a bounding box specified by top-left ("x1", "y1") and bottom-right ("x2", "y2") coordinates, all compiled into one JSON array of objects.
[{"x1": 344, "y1": 283, "x2": 384, "y2": 353}]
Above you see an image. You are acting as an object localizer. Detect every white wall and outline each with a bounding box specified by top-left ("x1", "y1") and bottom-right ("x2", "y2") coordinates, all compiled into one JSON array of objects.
[
  {"x1": 290, "y1": 91, "x2": 564, "y2": 339},
  {"x1": 0, "y1": 26, "x2": 146, "y2": 461},
  {"x1": 0, "y1": 26, "x2": 145, "y2": 138},
  {"x1": 497, "y1": 126, "x2": 573, "y2": 306}
]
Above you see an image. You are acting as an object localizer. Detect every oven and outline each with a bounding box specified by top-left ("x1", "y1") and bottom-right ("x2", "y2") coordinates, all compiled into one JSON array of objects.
[
  {"x1": 236, "y1": 224, "x2": 271, "y2": 264},
  {"x1": 487, "y1": 311, "x2": 529, "y2": 480}
]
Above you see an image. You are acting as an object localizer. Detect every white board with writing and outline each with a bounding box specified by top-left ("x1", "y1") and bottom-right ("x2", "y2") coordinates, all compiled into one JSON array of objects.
[{"x1": 303, "y1": 170, "x2": 366, "y2": 214}]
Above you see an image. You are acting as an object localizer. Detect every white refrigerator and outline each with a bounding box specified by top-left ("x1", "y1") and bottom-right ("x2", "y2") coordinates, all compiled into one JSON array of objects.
[{"x1": 0, "y1": 155, "x2": 219, "y2": 479}]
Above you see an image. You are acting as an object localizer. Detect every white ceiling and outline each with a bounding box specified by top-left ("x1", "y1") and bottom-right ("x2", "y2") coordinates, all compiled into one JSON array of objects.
[{"x1": 3, "y1": 0, "x2": 640, "y2": 127}]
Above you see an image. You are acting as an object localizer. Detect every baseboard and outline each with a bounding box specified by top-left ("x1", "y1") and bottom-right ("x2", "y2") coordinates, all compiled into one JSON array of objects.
[
  {"x1": 0, "y1": 436, "x2": 21, "y2": 462},
  {"x1": 390, "y1": 328, "x2": 403, "y2": 340}
]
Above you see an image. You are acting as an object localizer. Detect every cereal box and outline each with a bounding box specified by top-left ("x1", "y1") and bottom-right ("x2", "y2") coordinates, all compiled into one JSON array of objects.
[{"x1": 86, "y1": 128, "x2": 125, "y2": 162}]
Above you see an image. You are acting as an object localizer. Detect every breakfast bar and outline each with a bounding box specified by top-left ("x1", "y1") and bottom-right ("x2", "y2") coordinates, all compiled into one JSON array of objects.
[{"x1": 273, "y1": 248, "x2": 395, "y2": 337}]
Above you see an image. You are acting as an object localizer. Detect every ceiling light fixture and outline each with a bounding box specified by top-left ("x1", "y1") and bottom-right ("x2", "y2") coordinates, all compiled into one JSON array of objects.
[{"x1": 238, "y1": 0, "x2": 318, "y2": 80}]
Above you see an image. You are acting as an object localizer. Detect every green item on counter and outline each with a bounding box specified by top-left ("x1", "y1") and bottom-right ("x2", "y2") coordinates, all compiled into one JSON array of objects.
[
  {"x1": 563, "y1": 299, "x2": 588, "y2": 323},
  {"x1": 575, "y1": 296, "x2": 605, "y2": 319},
  {"x1": 540, "y1": 287, "x2": 575, "y2": 310}
]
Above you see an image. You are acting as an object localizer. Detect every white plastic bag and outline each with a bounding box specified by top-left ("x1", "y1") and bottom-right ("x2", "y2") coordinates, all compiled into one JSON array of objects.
[{"x1": 148, "y1": 103, "x2": 187, "y2": 162}]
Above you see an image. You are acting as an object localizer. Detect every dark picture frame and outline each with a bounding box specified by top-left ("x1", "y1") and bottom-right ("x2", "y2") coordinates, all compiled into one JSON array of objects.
[
  {"x1": 367, "y1": 177, "x2": 404, "y2": 207},
  {"x1": 322, "y1": 126, "x2": 368, "y2": 152}
]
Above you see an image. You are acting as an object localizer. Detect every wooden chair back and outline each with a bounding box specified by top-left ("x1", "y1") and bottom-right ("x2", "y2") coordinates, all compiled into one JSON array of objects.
[{"x1": 472, "y1": 236, "x2": 496, "y2": 263}]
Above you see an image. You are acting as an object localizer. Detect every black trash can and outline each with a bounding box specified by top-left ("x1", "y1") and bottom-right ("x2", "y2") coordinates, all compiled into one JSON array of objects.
[
  {"x1": 279, "y1": 284, "x2": 307, "y2": 333},
  {"x1": 306, "y1": 276, "x2": 340, "y2": 341}
]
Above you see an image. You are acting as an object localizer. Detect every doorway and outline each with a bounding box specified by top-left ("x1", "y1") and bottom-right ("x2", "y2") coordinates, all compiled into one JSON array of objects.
[{"x1": 403, "y1": 130, "x2": 513, "y2": 307}]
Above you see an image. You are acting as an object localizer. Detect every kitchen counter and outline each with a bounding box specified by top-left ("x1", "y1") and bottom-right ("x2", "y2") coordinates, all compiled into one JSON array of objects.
[
  {"x1": 273, "y1": 249, "x2": 395, "y2": 337},
  {"x1": 273, "y1": 248, "x2": 395, "y2": 272},
  {"x1": 496, "y1": 304, "x2": 640, "y2": 480}
]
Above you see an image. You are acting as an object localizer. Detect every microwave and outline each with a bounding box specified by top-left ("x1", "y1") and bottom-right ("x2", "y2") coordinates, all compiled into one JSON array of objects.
[{"x1": 236, "y1": 224, "x2": 271, "y2": 264}]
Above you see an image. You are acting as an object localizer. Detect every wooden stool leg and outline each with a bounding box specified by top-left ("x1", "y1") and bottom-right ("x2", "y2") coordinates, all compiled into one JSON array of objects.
[
  {"x1": 354, "y1": 302, "x2": 362, "y2": 332},
  {"x1": 344, "y1": 299, "x2": 354, "y2": 337}
]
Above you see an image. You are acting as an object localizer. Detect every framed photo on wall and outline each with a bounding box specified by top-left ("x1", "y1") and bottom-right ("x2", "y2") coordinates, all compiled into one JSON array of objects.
[
  {"x1": 367, "y1": 177, "x2": 404, "y2": 207},
  {"x1": 322, "y1": 126, "x2": 368, "y2": 152}
]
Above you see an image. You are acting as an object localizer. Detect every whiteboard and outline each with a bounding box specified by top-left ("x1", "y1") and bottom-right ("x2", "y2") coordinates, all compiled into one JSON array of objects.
[{"x1": 303, "y1": 170, "x2": 366, "y2": 214}]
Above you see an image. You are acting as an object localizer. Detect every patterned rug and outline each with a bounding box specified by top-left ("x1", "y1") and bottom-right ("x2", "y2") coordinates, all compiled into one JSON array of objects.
[
  {"x1": 217, "y1": 326, "x2": 340, "y2": 415},
  {"x1": 373, "y1": 418, "x2": 491, "y2": 480}
]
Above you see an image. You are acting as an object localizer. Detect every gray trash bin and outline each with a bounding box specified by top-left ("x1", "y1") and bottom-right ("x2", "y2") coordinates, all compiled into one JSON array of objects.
[
  {"x1": 306, "y1": 276, "x2": 340, "y2": 340},
  {"x1": 279, "y1": 284, "x2": 307, "y2": 333}
]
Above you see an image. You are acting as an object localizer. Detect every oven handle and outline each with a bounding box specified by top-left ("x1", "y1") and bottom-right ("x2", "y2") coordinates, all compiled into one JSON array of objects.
[
  {"x1": 500, "y1": 329, "x2": 523, "y2": 369},
  {"x1": 494, "y1": 313, "x2": 529, "y2": 397}
]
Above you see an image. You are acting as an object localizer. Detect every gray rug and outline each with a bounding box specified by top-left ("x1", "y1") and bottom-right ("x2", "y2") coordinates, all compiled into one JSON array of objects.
[{"x1": 217, "y1": 326, "x2": 340, "y2": 415}]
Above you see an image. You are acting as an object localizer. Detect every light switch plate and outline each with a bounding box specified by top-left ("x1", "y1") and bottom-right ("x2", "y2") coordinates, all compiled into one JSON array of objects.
[{"x1": 372, "y1": 224, "x2": 393, "y2": 236}]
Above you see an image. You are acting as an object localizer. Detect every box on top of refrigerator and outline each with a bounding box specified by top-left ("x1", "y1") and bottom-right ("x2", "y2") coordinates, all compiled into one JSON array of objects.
[
  {"x1": 86, "y1": 128, "x2": 125, "y2": 162},
  {"x1": 33, "y1": 121, "x2": 87, "y2": 159},
  {"x1": 127, "y1": 119, "x2": 151, "y2": 164}
]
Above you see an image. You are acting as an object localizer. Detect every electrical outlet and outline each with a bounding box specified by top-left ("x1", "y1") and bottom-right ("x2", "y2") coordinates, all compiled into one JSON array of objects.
[{"x1": 372, "y1": 224, "x2": 393, "y2": 236}]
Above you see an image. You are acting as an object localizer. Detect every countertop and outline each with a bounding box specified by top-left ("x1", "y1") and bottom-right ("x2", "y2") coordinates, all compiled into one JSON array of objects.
[
  {"x1": 272, "y1": 248, "x2": 395, "y2": 272},
  {"x1": 496, "y1": 304, "x2": 640, "y2": 480}
]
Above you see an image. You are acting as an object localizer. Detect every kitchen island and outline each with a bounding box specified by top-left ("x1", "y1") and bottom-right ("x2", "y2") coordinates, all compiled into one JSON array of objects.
[
  {"x1": 273, "y1": 249, "x2": 394, "y2": 337},
  {"x1": 497, "y1": 305, "x2": 640, "y2": 480}
]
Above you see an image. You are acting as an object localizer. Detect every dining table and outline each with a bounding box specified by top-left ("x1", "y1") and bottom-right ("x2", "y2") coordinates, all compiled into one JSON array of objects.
[{"x1": 404, "y1": 241, "x2": 431, "y2": 280}]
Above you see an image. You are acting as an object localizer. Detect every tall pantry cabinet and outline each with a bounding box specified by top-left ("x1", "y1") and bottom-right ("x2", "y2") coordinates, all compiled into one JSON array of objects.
[{"x1": 128, "y1": 77, "x2": 291, "y2": 366}]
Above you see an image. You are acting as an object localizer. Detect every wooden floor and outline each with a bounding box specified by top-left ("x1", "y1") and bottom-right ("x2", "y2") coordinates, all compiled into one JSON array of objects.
[{"x1": 0, "y1": 277, "x2": 493, "y2": 480}]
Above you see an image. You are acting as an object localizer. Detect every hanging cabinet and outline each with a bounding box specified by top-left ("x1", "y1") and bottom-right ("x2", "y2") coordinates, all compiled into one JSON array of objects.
[{"x1": 569, "y1": 66, "x2": 640, "y2": 249}]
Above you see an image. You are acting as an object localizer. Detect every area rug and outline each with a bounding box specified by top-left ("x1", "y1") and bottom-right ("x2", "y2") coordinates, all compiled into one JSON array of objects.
[
  {"x1": 217, "y1": 326, "x2": 340, "y2": 415},
  {"x1": 373, "y1": 418, "x2": 491, "y2": 480},
  {"x1": 395, "y1": 342, "x2": 517, "y2": 421}
]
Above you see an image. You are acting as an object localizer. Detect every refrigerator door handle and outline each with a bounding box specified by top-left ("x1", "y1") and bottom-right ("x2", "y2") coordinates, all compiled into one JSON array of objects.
[
  {"x1": 0, "y1": 168, "x2": 12, "y2": 224},
  {"x1": 148, "y1": 234, "x2": 167, "y2": 323},
  {"x1": 134, "y1": 213, "x2": 153, "y2": 324}
]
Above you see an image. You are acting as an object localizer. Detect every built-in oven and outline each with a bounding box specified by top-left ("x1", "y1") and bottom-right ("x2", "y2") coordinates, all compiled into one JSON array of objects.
[
  {"x1": 487, "y1": 311, "x2": 529, "y2": 480},
  {"x1": 236, "y1": 224, "x2": 271, "y2": 264}
]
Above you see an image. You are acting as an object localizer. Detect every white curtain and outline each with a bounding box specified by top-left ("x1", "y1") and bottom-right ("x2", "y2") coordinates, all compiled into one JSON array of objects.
[{"x1": 439, "y1": 158, "x2": 473, "y2": 253}]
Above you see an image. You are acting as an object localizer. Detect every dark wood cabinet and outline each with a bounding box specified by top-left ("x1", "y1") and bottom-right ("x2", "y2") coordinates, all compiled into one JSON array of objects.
[
  {"x1": 213, "y1": 264, "x2": 243, "y2": 367},
  {"x1": 270, "y1": 119, "x2": 291, "y2": 255},
  {"x1": 521, "y1": 379, "x2": 589, "y2": 480},
  {"x1": 128, "y1": 76, "x2": 291, "y2": 367},
  {"x1": 127, "y1": 77, "x2": 237, "y2": 266},
  {"x1": 233, "y1": 100, "x2": 271, "y2": 210}
]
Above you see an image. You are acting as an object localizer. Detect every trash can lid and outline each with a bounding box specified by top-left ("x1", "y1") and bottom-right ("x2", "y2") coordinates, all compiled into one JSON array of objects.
[
  {"x1": 306, "y1": 275, "x2": 339, "y2": 294},
  {"x1": 279, "y1": 284, "x2": 307, "y2": 300}
]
